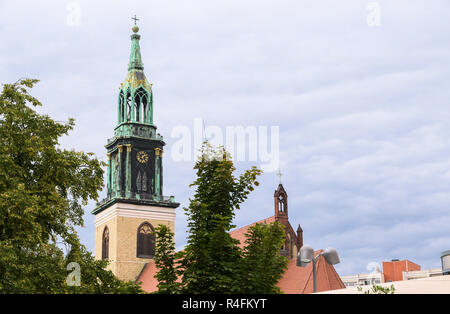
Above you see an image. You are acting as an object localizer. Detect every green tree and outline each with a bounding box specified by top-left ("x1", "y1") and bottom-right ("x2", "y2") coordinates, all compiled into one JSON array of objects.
[
  {"x1": 178, "y1": 144, "x2": 259, "y2": 294},
  {"x1": 154, "y1": 143, "x2": 288, "y2": 294},
  {"x1": 358, "y1": 284, "x2": 395, "y2": 294},
  {"x1": 240, "y1": 222, "x2": 288, "y2": 294},
  {"x1": 153, "y1": 224, "x2": 180, "y2": 294},
  {"x1": 0, "y1": 78, "x2": 143, "y2": 293}
]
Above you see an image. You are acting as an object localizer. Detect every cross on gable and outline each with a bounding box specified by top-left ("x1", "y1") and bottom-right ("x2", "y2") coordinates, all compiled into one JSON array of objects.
[{"x1": 277, "y1": 168, "x2": 283, "y2": 183}]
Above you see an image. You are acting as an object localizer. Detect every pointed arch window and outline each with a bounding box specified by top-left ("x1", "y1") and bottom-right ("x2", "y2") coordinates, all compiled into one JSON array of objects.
[
  {"x1": 136, "y1": 170, "x2": 148, "y2": 193},
  {"x1": 126, "y1": 90, "x2": 132, "y2": 121},
  {"x1": 149, "y1": 92, "x2": 153, "y2": 124},
  {"x1": 102, "y1": 226, "x2": 109, "y2": 260},
  {"x1": 134, "y1": 88, "x2": 148, "y2": 123},
  {"x1": 278, "y1": 194, "x2": 285, "y2": 213},
  {"x1": 137, "y1": 222, "x2": 155, "y2": 258},
  {"x1": 118, "y1": 91, "x2": 125, "y2": 124},
  {"x1": 141, "y1": 171, "x2": 147, "y2": 192},
  {"x1": 137, "y1": 171, "x2": 141, "y2": 191}
]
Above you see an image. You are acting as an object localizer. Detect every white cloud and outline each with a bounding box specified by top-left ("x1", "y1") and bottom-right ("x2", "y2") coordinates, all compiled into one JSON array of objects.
[{"x1": 2, "y1": 0, "x2": 450, "y2": 276}]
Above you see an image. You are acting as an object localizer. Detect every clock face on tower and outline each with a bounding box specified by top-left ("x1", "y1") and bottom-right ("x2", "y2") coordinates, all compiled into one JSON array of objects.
[{"x1": 137, "y1": 151, "x2": 149, "y2": 163}]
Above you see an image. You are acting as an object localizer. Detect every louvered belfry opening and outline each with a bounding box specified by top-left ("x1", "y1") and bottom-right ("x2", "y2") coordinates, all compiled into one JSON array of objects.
[
  {"x1": 278, "y1": 194, "x2": 285, "y2": 212},
  {"x1": 137, "y1": 222, "x2": 155, "y2": 258},
  {"x1": 134, "y1": 88, "x2": 148, "y2": 123}
]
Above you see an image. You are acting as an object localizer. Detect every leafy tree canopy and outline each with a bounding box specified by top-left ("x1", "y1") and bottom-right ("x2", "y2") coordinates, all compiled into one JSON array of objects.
[
  {"x1": 0, "y1": 79, "x2": 143, "y2": 293},
  {"x1": 153, "y1": 143, "x2": 288, "y2": 294}
]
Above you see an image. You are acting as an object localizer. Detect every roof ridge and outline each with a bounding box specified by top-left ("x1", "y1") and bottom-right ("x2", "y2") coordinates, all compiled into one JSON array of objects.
[
  {"x1": 301, "y1": 251, "x2": 324, "y2": 294},
  {"x1": 135, "y1": 262, "x2": 149, "y2": 283},
  {"x1": 229, "y1": 216, "x2": 276, "y2": 234},
  {"x1": 301, "y1": 262, "x2": 313, "y2": 294},
  {"x1": 328, "y1": 259, "x2": 346, "y2": 288},
  {"x1": 318, "y1": 256, "x2": 332, "y2": 290}
]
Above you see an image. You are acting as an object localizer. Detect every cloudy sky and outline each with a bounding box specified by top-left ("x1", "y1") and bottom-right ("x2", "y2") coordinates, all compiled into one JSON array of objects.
[{"x1": 1, "y1": 0, "x2": 450, "y2": 276}]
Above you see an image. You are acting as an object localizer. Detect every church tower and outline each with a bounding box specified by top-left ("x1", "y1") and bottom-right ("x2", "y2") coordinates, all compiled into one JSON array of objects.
[
  {"x1": 274, "y1": 183, "x2": 303, "y2": 259},
  {"x1": 92, "y1": 20, "x2": 179, "y2": 282}
]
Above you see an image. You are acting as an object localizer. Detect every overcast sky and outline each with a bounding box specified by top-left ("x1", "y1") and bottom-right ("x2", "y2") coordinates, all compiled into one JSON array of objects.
[{"x1": 1, "y1": 0, "x2": 450, "y2": 276}]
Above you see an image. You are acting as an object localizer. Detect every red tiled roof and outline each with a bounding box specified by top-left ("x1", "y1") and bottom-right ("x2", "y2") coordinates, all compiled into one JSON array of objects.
[
  {"x1": 137, "y1": 252, "x2": 345, "y2": 294},
  {"x1": 277, "y1": 250, "x2": 345, "y2": 294},
  {"x1": 229, "y1": 216, "x2": 276, "y2": 248},
  {"x1": 136, "y1": 262, "x2": 159, "y2": 292},
  {"x1": 136, "y1": 217, "x2": 345, "y2": 294}
]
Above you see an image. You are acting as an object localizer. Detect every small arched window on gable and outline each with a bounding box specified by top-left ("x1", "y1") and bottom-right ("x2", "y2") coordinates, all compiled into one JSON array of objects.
[
  {"x1": 137, "y1": 222, "x2": 155, "y2": 258},
  {"x1": 102, "y1": 226, "x2": 109, "y2": 260}
]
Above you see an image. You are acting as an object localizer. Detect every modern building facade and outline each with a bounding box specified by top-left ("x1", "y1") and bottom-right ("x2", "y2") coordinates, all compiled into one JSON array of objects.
[
  {"x1": 402, "y1": 268, "x2": 443, "y2": 280},
  {"x1": 320, "y1": 275, "x2": 450, "y2": 294},
  {"x1": 341, "y1": 271, "x2": 384, "y2": 287},
  {"x1": 383, "y1": 259, "x2": 421, "y2": 282},
  {"x1": 341, "y1": 259, "x2": 437, "y2": 288}
]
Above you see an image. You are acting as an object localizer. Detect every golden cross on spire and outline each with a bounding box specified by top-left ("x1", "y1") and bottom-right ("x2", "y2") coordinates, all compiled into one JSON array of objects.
[{"x1": 132, "y1": 15, "x2": 139, "y2": 25}]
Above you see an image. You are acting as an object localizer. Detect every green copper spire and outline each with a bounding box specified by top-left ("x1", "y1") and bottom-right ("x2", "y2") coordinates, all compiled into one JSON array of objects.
[
  {"x1": 116, "y1": 18, "x2": 154, "y2": 127},
  {"x1": 92, "y1": 18, "x2": 179, "y2": 217},
  {"x1": 128, "y1": 22, "x2": 144, "y2": 71}
]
